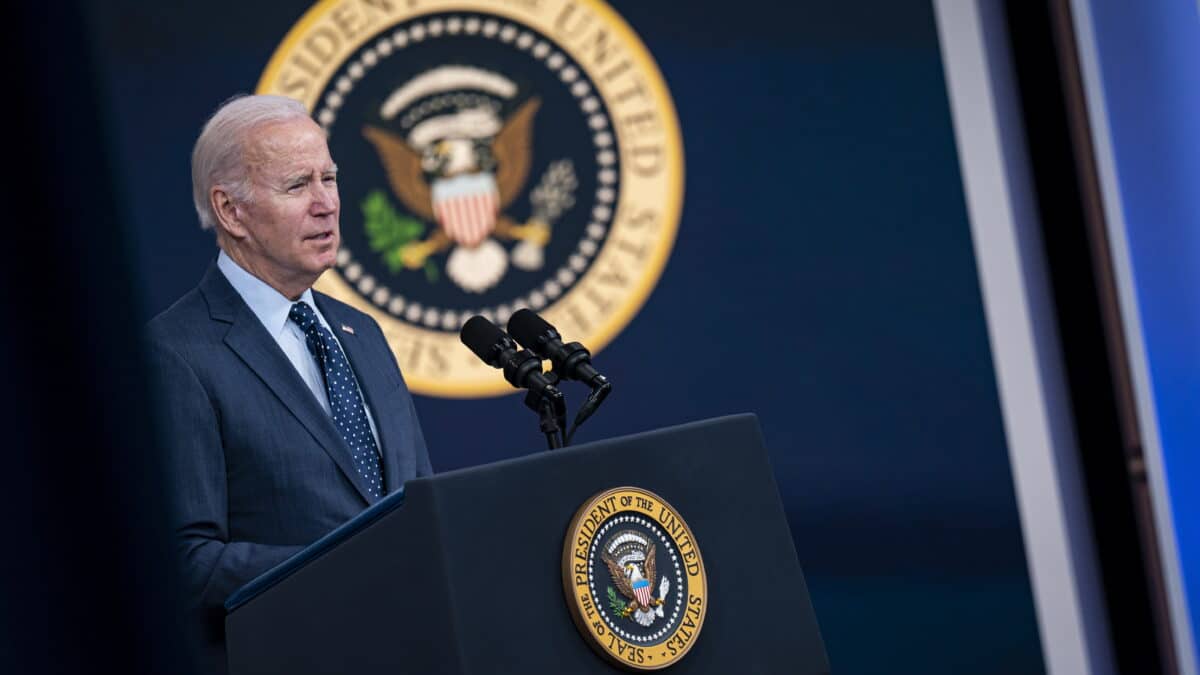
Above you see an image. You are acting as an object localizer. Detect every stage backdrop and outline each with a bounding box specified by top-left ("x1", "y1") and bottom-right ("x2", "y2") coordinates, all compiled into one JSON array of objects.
[{"x1": 86, "y1": 1, "x2": 1044, "y2": 672}]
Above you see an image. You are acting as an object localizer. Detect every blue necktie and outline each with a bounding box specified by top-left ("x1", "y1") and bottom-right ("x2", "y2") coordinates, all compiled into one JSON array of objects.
[{"x1": 288, "y1": 301, "x2": 385, "y2": 499}]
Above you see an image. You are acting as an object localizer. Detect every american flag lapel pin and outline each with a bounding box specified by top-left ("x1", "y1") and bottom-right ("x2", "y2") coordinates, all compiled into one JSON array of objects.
[{"x1": 341, "y1": 324, "x2": 355, "y2": 335}]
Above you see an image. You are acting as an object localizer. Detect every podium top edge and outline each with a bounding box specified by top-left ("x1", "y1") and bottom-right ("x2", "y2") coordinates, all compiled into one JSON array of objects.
[{"x1": 415, "y1": 412, "x2": 762, "y2": 485}]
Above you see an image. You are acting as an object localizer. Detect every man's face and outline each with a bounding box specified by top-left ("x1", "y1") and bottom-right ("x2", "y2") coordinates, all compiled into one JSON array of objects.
[{"x1": 233, "y1": 117, "x2": 340, "y2": 294}]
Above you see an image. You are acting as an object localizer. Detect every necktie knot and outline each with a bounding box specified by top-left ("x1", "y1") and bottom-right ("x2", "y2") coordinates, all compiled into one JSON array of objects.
[
  {"x1": 289, "y1": 301, "x2": 328, "y2": 362},
  {"x1": 288, "y1": 301, "x2": 319, "y2": 332}
]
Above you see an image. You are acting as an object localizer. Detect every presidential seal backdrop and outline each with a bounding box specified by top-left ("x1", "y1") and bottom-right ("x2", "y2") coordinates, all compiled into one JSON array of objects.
[{"x1": 257, "y1": 0, "x2": 684, "y2": 398}]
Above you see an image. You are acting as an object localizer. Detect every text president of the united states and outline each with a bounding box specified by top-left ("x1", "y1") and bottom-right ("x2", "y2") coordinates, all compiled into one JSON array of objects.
[{"x1": 145, "y1": 94, "x2": 433, "y2": 673}]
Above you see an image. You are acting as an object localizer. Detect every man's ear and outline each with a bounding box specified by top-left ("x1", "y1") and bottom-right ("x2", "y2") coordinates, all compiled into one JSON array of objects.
[{"x1": 211, "y1": 186, "x2": 249, "y2": 240}]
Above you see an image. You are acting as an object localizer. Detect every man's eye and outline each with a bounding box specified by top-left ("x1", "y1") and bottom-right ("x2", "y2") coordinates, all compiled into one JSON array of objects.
[
  {"x1": 287, "y1": 182, "x2": 305, "y2": 192},
  {"x1": 322, "y1": 175, "x2": 337, "y2": 184}
]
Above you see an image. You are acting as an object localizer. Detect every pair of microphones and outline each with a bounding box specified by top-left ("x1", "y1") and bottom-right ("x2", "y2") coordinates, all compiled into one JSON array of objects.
[{"x1": 460, "y1": 309, "x2": 611, "y2": 447}]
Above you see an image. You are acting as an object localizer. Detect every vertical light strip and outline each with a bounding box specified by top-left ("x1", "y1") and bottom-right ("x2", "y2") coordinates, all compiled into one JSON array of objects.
[
  {"x1": 1068, "y1": 1, "x2": 1198, "y2": 672},
  {"x1": 932, "y1": 2, "x2": 1114, "y2": 674}
]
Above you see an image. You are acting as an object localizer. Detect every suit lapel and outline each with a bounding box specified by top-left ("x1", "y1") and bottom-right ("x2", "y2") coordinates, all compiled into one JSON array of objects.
[
  {"x1": 200, "y1": 265, "x2": 376, "y2": 506},
  {"x1": 314, "y1": 294, "x2": 405, "y2": 494}
]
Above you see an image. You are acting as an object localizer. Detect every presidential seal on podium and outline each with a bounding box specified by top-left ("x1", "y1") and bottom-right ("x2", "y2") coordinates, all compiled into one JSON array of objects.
[{"x1": 563, "y1": 487, "x2": 707, "y2": 670}]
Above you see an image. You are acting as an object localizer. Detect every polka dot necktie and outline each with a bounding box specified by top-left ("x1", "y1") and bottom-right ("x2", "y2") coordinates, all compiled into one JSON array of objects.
[{"x1": 289, "y1": 301, "x2": 385, "y2": 499}]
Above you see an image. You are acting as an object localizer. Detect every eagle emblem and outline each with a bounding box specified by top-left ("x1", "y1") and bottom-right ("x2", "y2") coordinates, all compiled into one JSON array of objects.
[
  {"x1": 602, "y1": 530, "x2": 672, "y2": 627},
  {"x1": 361, "y1": 65, "x2": 574, "y2": 294}
]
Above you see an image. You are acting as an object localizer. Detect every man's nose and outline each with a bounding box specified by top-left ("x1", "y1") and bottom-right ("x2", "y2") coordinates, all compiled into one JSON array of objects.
[{"x1": 310, "y1": 182, "x2": 338, "y2": 213}]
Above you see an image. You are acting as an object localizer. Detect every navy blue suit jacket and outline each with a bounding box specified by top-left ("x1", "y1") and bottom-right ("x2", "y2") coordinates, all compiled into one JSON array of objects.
[{"x1": 145, "y1": 263, "x2": 432, "y2": 668}]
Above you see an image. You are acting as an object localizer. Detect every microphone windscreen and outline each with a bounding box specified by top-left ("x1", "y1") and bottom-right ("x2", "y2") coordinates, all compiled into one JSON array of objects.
[
  {"x1": 460, "y1": 315, "x2": 505, "y2": 361},
  {"x1": 507, "y1": 308, "x2": 553, "y2": 347}
]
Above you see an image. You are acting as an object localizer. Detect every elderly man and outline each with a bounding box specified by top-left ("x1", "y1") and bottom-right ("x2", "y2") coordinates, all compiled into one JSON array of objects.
[{"x1": 145, "y1": 95, "x2": 432, "y2": 672}]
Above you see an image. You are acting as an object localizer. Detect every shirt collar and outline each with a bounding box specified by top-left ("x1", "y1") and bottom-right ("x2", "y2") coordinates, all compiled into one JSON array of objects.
[{"x1": 216, "y1": 250, "x2": 320, "y2": 337}]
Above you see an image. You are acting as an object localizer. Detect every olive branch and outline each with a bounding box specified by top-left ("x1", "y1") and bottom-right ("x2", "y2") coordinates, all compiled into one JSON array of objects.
[
  {"x1": 361, "y1": 189, "x2": 436, "y2": 280},
  {"x1": 530, "y1": 159, "x2": 577, "y2": 224},
  {"x1": 607, "y1": 586, "x2": 627, "y2": 616}
]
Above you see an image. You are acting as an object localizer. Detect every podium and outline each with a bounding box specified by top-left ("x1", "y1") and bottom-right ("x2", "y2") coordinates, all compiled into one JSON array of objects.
[{"x1": 224, "y1": 414, "x2": 828, "y2": 673}]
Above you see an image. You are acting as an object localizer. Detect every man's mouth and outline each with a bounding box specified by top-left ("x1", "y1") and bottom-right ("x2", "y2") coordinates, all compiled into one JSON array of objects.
[{"x1": 305, "y1": 230, "x2": 335, "y2": 242}]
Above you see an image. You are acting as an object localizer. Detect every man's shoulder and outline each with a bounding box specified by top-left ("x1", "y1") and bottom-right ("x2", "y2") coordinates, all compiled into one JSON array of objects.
[
  {"x1": 144, "y1": 284, "x2": 221, "y2": 353},
  {"x1": 145, "y1": 261, "x2": 237, "y2": 345},
  {"x1": 146, "y1": 285, "x2": 198, "y2": 329}
]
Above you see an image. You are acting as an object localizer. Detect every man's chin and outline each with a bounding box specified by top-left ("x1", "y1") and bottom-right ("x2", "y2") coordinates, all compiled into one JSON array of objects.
[
  {"x1": 312, "y1": 257, "x2": 337, "y2": 275},
  {"x1": 308, "y1": 240, "x2": 339, "y2": 267},
  {"x1": 293, "y1": 253, "x2": 336, "y2": 282}
]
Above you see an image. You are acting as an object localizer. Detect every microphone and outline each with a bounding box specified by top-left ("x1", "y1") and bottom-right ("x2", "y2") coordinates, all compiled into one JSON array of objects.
[
  {"x1": 461, "y1": 315, "x2": 568, "y2": 449},
  {"x1": 506, "y1": 309, "x2": 608, "y2": 388},
  {"x1": 507, "y1": 309, "x2": 611, "y2": 443},
  {"x1": 460, "y1": 315, "x2": 560, "y2": 398}
]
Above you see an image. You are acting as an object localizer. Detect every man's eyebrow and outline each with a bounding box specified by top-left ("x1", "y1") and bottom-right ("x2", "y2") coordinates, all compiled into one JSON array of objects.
[
  {"x1": 283, "y1": 170, "x2": 314, "y2": 185},
  {"x1": 281, "y1": 165, "x2": 336, "y2": 186}
]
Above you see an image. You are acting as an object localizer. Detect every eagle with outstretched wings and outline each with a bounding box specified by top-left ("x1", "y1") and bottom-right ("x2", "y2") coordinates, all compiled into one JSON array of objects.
[
  {"x1": 603, "y1": 544, "x2": 669, "y2": 627},
  {"x1": 359, "y1": 98, "x2": 546, "y2": 293},
  {"x1": 361, "y1": 97, "x2": 540, "y2": 226}
]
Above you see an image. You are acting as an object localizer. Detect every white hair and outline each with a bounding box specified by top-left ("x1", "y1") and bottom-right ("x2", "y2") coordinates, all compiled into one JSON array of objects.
[{"x1": 190, "y1": 94, "x2": 311, "y2": 230}]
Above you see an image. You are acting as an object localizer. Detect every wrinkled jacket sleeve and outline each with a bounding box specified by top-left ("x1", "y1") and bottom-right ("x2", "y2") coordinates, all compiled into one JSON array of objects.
[{"x1": 145, "y1": 339, "x2": 304, "y2": 626}]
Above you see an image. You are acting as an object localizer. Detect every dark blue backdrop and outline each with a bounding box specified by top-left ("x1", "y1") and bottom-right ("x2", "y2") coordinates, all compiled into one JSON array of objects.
[{"x1": 86, "y1": 2, "x2": 1043, "y2": 672}]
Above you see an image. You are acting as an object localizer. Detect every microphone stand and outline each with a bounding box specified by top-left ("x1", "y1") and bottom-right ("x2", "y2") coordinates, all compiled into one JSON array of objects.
[{"x1": 524, "y1": 374, "x2": 567, "y2": 449}]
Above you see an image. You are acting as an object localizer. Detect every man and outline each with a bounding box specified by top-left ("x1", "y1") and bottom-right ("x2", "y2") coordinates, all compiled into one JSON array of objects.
[{"x1": 145, "y1": 95, "x2": 433, "y2": 672}]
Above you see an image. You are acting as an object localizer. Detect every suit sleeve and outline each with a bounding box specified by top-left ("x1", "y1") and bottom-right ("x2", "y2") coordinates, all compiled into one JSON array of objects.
[{"x1": 145, "y1": 339, "x2": 304, "y2": 626}]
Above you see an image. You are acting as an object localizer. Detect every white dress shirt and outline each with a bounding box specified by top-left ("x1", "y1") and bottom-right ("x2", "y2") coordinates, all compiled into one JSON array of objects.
[{"x1": 217, "y1": 251, "x2": 381, "y2": 451}]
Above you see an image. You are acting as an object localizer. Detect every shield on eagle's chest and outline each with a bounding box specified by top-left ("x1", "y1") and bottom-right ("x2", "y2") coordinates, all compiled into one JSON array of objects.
[
  {"x1": 633, "y1": 578, "x2": 653, "y2": 606},
  {"x1": 431, "y1": 172, "x2": 500, "y2": 248}
]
